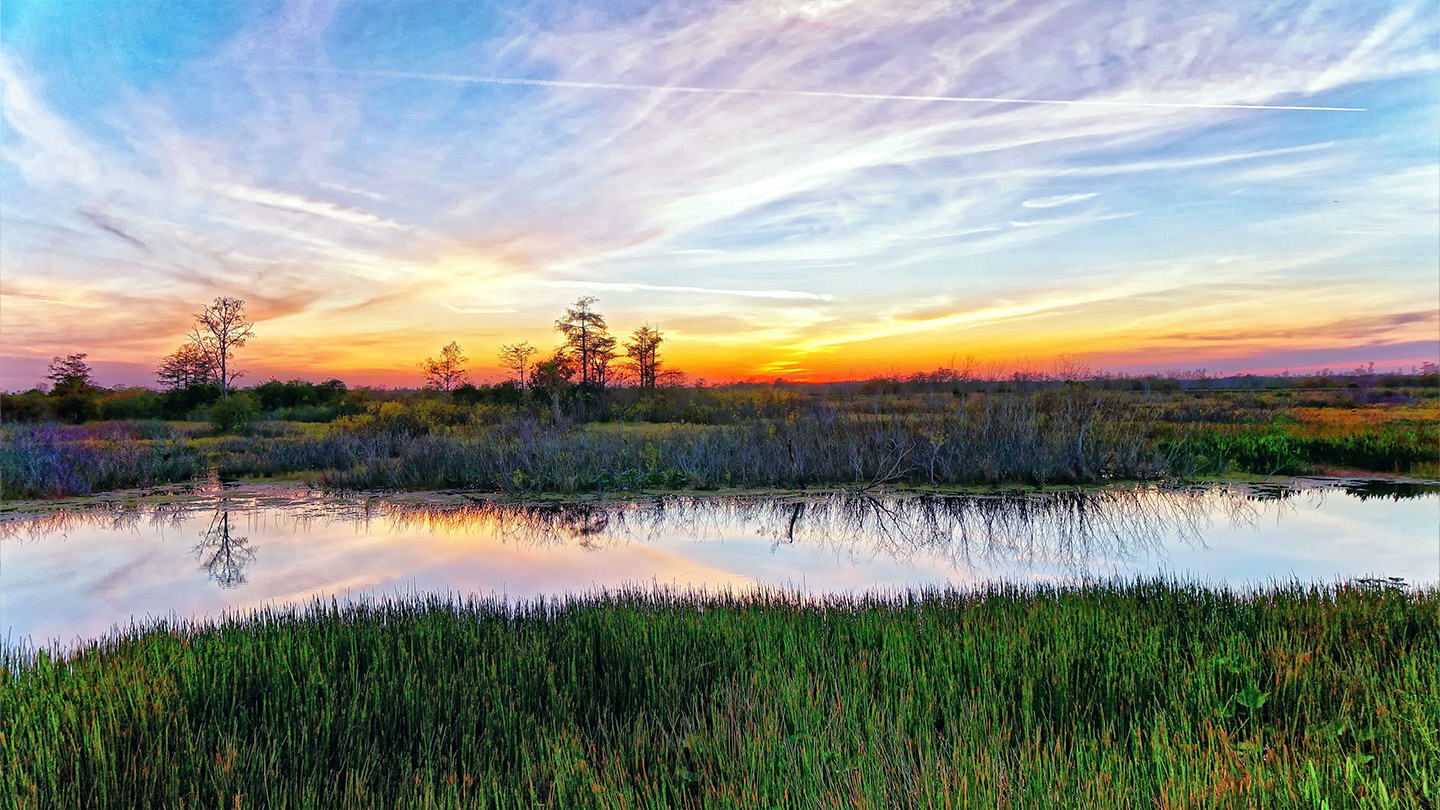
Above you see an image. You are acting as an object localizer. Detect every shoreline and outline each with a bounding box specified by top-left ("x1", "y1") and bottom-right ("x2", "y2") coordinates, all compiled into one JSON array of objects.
[{"x1": 4, "y1": 472, "x2": 1437, "y2": 520}]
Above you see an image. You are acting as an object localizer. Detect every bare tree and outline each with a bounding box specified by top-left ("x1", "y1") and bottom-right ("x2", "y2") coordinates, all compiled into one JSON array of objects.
[
  {"x1": 189, "y1": 297, "x2": 255, "y2": 399},
  {"x1": 623, "y1": 325, "x2": 665, "y2": 389},
  {"x1": 497, "y1": 341, "x2": 537, "y2": 388},
  {"x1": 554, "y1": 296, "x2": 610, "y2": 388},
  {"x1": 1052, "y1": 353, "x2": 1092, "y2": 383},
  {"x1": 156, "y1": 343, "x2": 216, "y2": 390},
  {"x1": 1010, "y1": 357, "x2": 1040, "y2": 392},
  {"x1": 422, "y1": 341, "x2": 469, "y2": 391},
  {"x1": 954, "y1": 354, "x2": 978, "y2": 386}
]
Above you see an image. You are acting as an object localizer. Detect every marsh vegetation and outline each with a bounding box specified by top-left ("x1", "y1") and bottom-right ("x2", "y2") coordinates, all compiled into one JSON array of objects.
[
  {"x1": 2, "y1": 384, "x2": 1436, "y2": 500},
  {"x1": 3, "y1": 582, "x2": 1435, "y2": 809}
]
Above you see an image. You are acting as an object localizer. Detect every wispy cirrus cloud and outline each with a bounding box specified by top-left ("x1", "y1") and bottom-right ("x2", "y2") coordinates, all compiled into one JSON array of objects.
[
  {"x1": 549, "y1": 280, "x2": 833, "y2": 301},
  {"x1": 216, "y1": 183, "x2": 405, "y2": 229},
  {"x1": 442, "y1": 304, "x2": 520, "y2": 314},
  {"x1": 340, "y1": 68, "x2": 1368, "y2": 111},
  {"x1": 1022, "y1": 193, "x2": 1098, "y2": 209}
]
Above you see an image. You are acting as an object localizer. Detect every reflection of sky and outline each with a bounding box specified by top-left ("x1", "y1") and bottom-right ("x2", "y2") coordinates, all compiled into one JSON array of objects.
[
  {"x1": 2, "y1": 487, "x2": 1435, "y2": 647},
  {"x1": 1, "y1": 1, "x2": 1437, "y2": 388}
]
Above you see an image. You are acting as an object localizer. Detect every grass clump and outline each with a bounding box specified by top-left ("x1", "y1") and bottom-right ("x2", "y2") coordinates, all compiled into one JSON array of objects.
[{"x1": 3, "y1": 581, "x2": 1436, "y2": 808}]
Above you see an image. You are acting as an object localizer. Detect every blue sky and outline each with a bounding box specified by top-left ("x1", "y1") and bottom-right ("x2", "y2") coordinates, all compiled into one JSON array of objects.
[{"x1": 1, "y1": 0, "x2": 1436, "y2": 388}]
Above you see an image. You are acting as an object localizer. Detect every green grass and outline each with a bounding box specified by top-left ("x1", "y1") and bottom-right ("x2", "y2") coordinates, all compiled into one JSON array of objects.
[
  {"x1": 4, "y1": 582, "x2": 1436, "y2": 808},
  {"x1": 1161, "y1": 414, "x2": 1440, "y2": 478}
]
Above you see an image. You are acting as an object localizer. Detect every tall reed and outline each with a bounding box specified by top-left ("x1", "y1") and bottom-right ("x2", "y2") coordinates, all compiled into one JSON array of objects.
[
  {"x1": 221, "y1": 392, "x2": 1170, "y2": 493},
  {"x1": 3, "y1": 582, "x2": 1435, "y2": 808},
  {"x1": 0, "y1": 423, "x2": 201, "y2": 499}
]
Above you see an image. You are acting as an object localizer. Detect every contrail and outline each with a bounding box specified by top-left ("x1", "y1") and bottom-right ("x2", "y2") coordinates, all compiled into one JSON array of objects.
[{"x1": 351, "y1": 69, "x2": 1365, "y2": 112}]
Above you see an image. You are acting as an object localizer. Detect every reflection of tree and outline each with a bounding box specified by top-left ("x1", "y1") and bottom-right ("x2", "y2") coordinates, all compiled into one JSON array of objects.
[
  {"x1": 370, "y1": 488, "x2": 1250, "y2": 576},
  {"x1": 193, "y1": 510, "x2": 255, "y2": 588},
  {"x1": 2, "y1": 480, "x2": 1431, "y2": 584}
]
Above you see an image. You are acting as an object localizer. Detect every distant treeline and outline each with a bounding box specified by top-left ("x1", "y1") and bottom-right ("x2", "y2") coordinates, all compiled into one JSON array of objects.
[
  {"x1": 3, "y1": 363, "x2": 1437, "y2": 427},
  {"x1": 5, "y1": 292, "x2": 1436, "y2": 428}
]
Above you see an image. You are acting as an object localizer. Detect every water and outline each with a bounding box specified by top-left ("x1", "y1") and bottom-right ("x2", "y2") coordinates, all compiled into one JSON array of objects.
[{"x1": 2, "y1": 479, "x2": 1436, "y2": 647}]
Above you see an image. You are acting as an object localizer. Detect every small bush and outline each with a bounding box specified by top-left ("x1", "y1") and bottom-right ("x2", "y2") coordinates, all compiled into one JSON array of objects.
[{"x1": 207, "y1": 395, "x2": 259, "y2": 435}]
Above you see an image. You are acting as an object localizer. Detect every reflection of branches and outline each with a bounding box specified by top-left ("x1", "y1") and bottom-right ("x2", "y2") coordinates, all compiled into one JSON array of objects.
[
  {"x1": 193, "y1": 511, "x2": 255, "y2": 588},
  {"x1": 364, "y1": 486, "x2": 1282, "y2": 577},
  {"x1": 1, "y1": 480, "x2": 1433, "y2": 583}
]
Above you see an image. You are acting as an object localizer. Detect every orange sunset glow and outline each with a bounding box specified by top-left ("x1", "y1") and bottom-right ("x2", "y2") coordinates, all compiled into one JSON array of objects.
[{"x1": 2, "y1": 1, "x2": 1436, "y2": 390}]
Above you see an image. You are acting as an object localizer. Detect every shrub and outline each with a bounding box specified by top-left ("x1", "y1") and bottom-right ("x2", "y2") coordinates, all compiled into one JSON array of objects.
[{"x1": 208, "y1": 395, "x2": 259, "y2": 435}]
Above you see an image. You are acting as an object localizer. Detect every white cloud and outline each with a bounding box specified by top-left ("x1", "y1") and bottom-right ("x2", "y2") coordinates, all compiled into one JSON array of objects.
[
  {"x1": 550, "y1": 280, "x2": 833, "y2": 301},
  {"x1": 442, "y1": 304, "x2": 519, "y2": 314},
  {"x1": 216, "y1": 183, "x2": 404, "y2": 229},
  {"x1": 1022, "y1": 193, "x2": 1099, "y2": 209},
  {"x1": 345, "y1": 68, "x2": 1366, "y2": 112},
  {"x1": 317, "y1": 181, "x2": 388, "y2": 201}
]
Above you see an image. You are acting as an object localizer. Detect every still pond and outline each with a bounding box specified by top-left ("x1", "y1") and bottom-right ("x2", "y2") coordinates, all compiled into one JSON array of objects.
[{"x1": 2, "y1": 478, "x2": 1436, "y2": 647}]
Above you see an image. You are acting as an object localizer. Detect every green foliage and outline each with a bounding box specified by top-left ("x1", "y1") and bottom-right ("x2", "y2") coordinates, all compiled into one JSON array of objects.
[
  {"x1": 98, "y1": 387, "x2": 164, "y2": 421},
  {"x1": 3, "y1": 582, "x2": 1435, "y2": 808},
  {"x1": 158, "y1": 383, "x2": 221, "y2": 420},
  {"x1": 253, "y1": 378, "x2": 350, "y2": 415},
  {"x1": 0, "y1": 390, "x2": 52, "y2": 421},
  {"x1": 1166, "y1": 425, "x2": 1440, "y2": 476},
  {"x1": 207, "y1": 394, "x2": 259, "y2": 435}
]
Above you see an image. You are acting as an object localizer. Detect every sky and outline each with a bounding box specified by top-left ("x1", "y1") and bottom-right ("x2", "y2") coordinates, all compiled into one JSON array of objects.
[{"x1": 1, "y1": 0, "x2": 1437, "y2": 390}]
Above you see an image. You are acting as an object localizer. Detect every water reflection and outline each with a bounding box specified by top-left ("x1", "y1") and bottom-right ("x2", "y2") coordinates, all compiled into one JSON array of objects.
[
  {"x1": 1, "y1": 480, "x2": 1434, "y2": 646},
  {"x1": 2, "y1": 479, "x2": 1428, "y2": 584},
  {"x1": 1338, "y1": 479, "x2": 1440, "y2": 501},
  {"x1": 403, "y1": 488, "x2": 1248, "y2": 575},
  {"x1": 194, "y1": 511, "x2": 255, "y2": 588}
]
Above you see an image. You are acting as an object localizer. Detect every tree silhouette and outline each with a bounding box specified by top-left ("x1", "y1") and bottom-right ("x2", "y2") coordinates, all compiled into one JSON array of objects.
[
  {"x1": 46, "y1": 353, "x2": 95, "y2": 391},
  {"x1": 156, "y1": 343, "x2": 216, "y2": 390},
  {"x1": 589, "y1": 332, "x2": 618, "y2": 390},
  {"x1": 45, "y1": 353, "x2": 100, "y2": 423},
  {"x1": 623, "y1": 325, "x2": 664, "y2": 389},
  {"x1": 554, "y1": 296, "x2": 611, "y2": 389},
  {"x1": 497, "y1": 341, "x2": 537, "y2": 388},
  {"x1": 189, "y1": 297, "x2": 255, "y2": 400},
  {"x1": 529, "y1": 352, "x2": 574, "y2": 420},
  {"x1": 422, "y1": 341, "x2": 470, "y2": 391}
]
